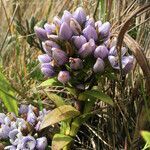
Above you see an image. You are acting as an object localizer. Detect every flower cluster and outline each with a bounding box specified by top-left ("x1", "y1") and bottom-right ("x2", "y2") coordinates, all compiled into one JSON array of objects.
[
  {"x1": 35, "y1": 7, "x2": 134, "y2": 85},
  {"x1": 0, "y1": 105, "x2": 48, "y2": 150}
]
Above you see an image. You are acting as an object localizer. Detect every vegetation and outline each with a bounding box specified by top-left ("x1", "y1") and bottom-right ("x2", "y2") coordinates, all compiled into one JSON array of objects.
[{"x1": 0, "y1": 0, "x2": 150, "y2": 149}]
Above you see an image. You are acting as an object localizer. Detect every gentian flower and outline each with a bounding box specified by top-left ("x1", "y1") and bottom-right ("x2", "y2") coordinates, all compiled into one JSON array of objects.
[
  {"x1": 58, "y1": 71, "x2": 70, "y2": 84},
  {"x1": 34, "y1": 27, "x2": 48, "y2": 41},
  {"x1": 73, "y1": 7, "x2": 86, "y2": 25},
  {"x1": 44, "y1": 23, "x2": 56, "y2": 35},
  {"x1": 72, "y1": 35, "x2": 87, "y2": 49},
  {"x1": 20, "y1": 135, "x2": 36, "y2": 150},
  {"x1": 59, "y1": 22, "x2": 73, "y2": 40},
  {"x1": 98, "y1": 22, "x2": 111, "y2": 39},
  {"x1": 52, "y1": 48, "x2": 68, "y2": 66},
  {"x1": 83, "y1": 25, "x2": 98, "y2": 41},
  {"x1": 41, "y1": 63, "x2": 55, "y2": 77},
  {"x1": 69, "y1": 58, "x2": 83, "y2": 70},
  {"x1": 38, "y1": 54, "x2": 52, "y2": 63},
  {"x1": 78, "y1": 39, "x2": 95, "y2": 58},
  {"x1": 93, "y1": 58, "x2": 105, "y2": 73},
  {"x1": 94, "y1": 45, "x2": 109, "y2": 59},
  {"x1": 36, "y1": 137, "x2": 47, "y2": 150}
]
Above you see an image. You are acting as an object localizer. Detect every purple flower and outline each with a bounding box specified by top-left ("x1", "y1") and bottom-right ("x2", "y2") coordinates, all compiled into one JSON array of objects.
[
  {"x1": 78, "y1": 39, "x2": 95, "y2": 58},
  {"x1": 93, "y1": 58, "x2": 105, "y2": 73},
  {"x1": 72, "y1": 35, "x2": 87, "y2": 49},
  {"x1": 19, "y1": 105, "x2": 28, "y2": 115},
  {"x1": 83, "y1": 25, "x2": 98, "y2": 41},
  {"x1": 109, "y1": 46, "x2": 127, "y2": 56},
  {"x1": 61, "y1": 10, "x2": 72, "y2": 24},
  {"x1": 123, "y1": 56, "x2": 134, "y2": 74},
  {"x1": 9, "y1": 129, "x2": 20, "y2": 145},
  {"x1": 21, "y1": 135, "x2": 36, "y2": 150},
  {"x1": 58, "y1": 71, "x2": 70, "y2": 84},
  {"x1": 27, "y1": 108, "x2": 37, "y2": 126},
  {"x1": 59, "y1": 22, "x2": 73, "y2": 40},
  {"x1": 41, "y1": 63, "x2": 55, "y2": 77},
  {"x1": 95, "y1": 20, "x2": 102, "y2": 29},
  {"x1": 85, "y1": 17, "x2": 95, "y2": 28},
  {"x1": 108, "y1": 55, "x2": 134, "y2": 74},
  {"x1": 42, "y1": 40, "x2": 60, "y2": 56},
  {"x1": 44, "y1": 23, "x2": 56, "y2": 35},
  {"x1": 4, "y1": 117, "x2": 11, "y2": 126},
  {"x1": 38, "y1": 54, "x2": 52, "y2": 63},
  {"x1": 94, "y1": 45, "x2": 109, "y2": 59},
  {"x1": 35, "y1": 121, "x2": 41, "y2": 131},
  {"x1": 36, "y1": 137, "x2": 47, "y2": 150},
  {"x1": 0, "y1": 113, "x2": 6, "y2": 125},
  {"x1": 0, "y1": 124, "x2": 11, "y2": 139},
  {"x1": 73, "y1": 7, "x2": 86, "y2": 25},
  {"x1": 52, "y1": 48, "x2": 68, "y2": 66},
  {"x1": 70, "y1": 18, "x2": 81, "y2": 35},
  {"x1": 69, "y1": 58, "x2": 83, "y2": 70},
  {"x1": 53, "y1": 16, "x2": 62, "y2": 27},
  {"x1": 34, "y1": 27, "x2": 48, "y2": 41},
  {"x1": 98, "y1": 22, "x2": 111, "y2": 39}
]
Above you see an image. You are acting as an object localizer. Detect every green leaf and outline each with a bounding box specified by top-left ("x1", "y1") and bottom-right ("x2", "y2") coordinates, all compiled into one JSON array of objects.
[
  {"x1": 141, "y1": 131, "x2": 150, "y2": 145},
  {"x1": 66, "y1": 87, "x2": 77, "y2": 96},
  {"x1": 40, "y1": 105, "x2": 80, "y2": 130},
  {"x1": 78, "y1": 90, "x2": 114, "y2": 106},
  {"x1": 38, "y1": 78, "x2": 57, "y2": 87},
  {"x1": 52, "y1": 134, "x2": 73, "y2": 150},
  {"x1": 46, "y1": 92, "x2": 65, "y2": 107},
  {"x1": 0, "y1": 72, "x2": 18, "y2": 115}
]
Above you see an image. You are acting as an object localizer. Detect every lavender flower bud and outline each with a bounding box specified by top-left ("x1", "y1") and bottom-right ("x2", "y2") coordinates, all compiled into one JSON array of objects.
[
  {"x1": 98, "y1": 22, "x2": 111, "y2": 39},
  {"x1": 109, "y1": 46, "x2": 127, "y2": 56},
  {"x1": 9, "y1": 129, "x2": 19, "y2": 145},
  {"x1": 78, "y1": 39, "x2": 95, "y2": 58},
  {"x1": 0, "y1": 124, "x2": 11, "y2": 139},
  {"x1": 83, "y1": 25, "x2": 98, "y2": 41},
  {"x1": 94, "y1": 45, "x2": 109, "y2": 59},
  {"x1": 19, "y1": 105, "x2": 28, "y2": 115},
  {"x1": 61, "y1": 10, "x2": 72, "y2": 24},
  {"x1": 44, "y1": 23, "x2": 56, "y2": 35},
  {"x1": 69, "y1": 58, "x2": 83, "y2": 70},
  {"x1": 73, "y1": 7, "x2": 86, "y2": 25},
  {"x1": 42, "y1": 40, "x2": 60, "y2": 56},
  {"x1": 41, "y1": 63, "x2": 55, "y2": 77},
  {"x1": 58, "y1": 71, "x2": 70, "y2": 84},
  {"x1": 52, "y1": 48, "x2": 68, "y2": 66},
  {"x1": 35, "y1": 121, "x2": 41, "y2": 131},
  {"x1": 93, "y1": 58, "x2": 105, "y2": 73},
  {"x1": 38, "y1": 54, "x2": 52, "y2": 63},
  {"x1": 53, "y1": 16, "x2": 62, "y2": 27},
  {"x1": 122, "y1": 56, "x2": 134, "y2": 74},
  {"x1": 0, "y1": 113, "x2": 6, "y2": 125},
  {"x1": 95, "y1": 20, "x2": 102, "y2": 29},
  {"x1": 59, "y1": 22, "x2": 73, "y2": 40},
  {"x1": 4, "y1": 117, "x2": 11, "y2": 126},
  {"x1": 36, "y1": 137, "x2": 47, "y2": 150},
  {"x1": 72, "y1": 35, "x2": 87, "y2": 49},
  {"x1": 70, "y1": 18, "x2": 81, "y2": 35},
  {"x1": 34, "y1": 27, "x2": 48, "y2": 41},
  {"x1": 21, "y1": 135, "x2": 36, "y2": 150},
  {"x1": 4, "y1": 145, "x2": 16, "y2": 150},
  {"x1": 27, "y1": 108, "x2": 37, "y2": 126},
  {"x1": 108, "y1": 56, "x2": 119, "y2": 69},
  {"x1": 85, "y1": 17, "x2": 95, "y2": 28}
]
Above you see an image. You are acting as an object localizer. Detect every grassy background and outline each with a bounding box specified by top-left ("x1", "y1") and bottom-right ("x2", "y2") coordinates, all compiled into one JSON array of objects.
[{"x1": 0, "y1": 0, "x2": 150, "y2": 149}]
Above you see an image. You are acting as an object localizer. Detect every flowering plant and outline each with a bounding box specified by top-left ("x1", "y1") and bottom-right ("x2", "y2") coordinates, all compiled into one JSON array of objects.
[{"x1": 33, "y1": 7, "x2": 134, "y2": 149}]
